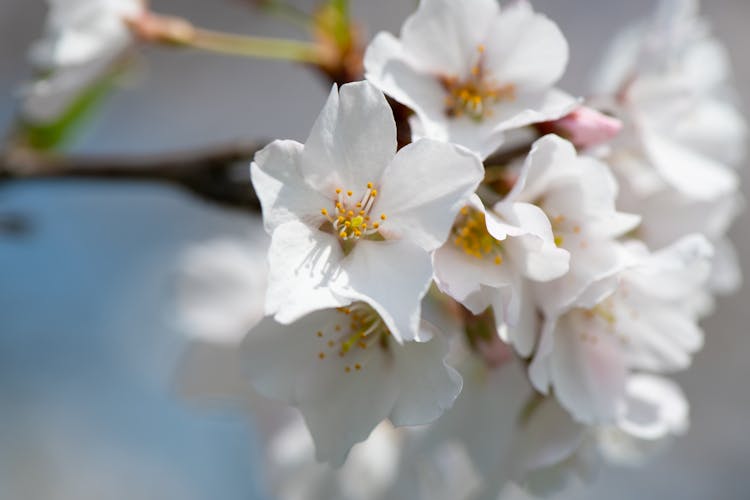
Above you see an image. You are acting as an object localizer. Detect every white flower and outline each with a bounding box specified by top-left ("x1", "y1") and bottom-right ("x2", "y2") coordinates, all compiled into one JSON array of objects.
[
  {"x1": 251, "y1": 81, "x2": 483, "y2": 342},
  {"x1": 529, "y1": 235, "x2": 712, "y2": 424},
  {"x1": 31, "y1": 0, "x2": 142, "y2": 70},
  {"x1": 175, "y1": 233, "x2": 268, "y2": 344},
  {"x1": 619, "y1": 186, "x2": 743, "y2": 296},
  {"x1": 24, "y1": 0, "x2": 144, "y2": 124},
  {"x1": 242, "y1": 302, "x2": 462, "y2": 465},
  {"x1": 514, "y1": 374, "x2": 688, "y2": 495},
  {"x1": 364, "y1": 0, "x2": 577, "y2": 159},
  {"x1": 594, "y1": 0, "x2": 746, "y2": 201},
  {"x1": 433, "y1": 194, "x2": 569, "y2": 357},
  {"x1": 506, "y1": 135, "x2": 640, "y2": 317},
  {"x1": 171, "y1": 230, "x2": 269, "y2": 404},
  {"x1": 266, "y1": 417, "x2": 401, "y2": 500}
]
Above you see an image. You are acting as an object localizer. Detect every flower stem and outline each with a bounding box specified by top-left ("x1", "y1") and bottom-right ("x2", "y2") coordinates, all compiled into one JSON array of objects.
[{"x1": 188, "y1": 29, "x2": 324, "y2": 63}]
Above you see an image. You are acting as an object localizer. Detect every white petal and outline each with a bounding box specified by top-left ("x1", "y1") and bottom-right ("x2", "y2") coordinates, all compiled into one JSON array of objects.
[
  {"x1": 617, "y1": 374, "x2": 688, "y2": 440},
  {"x1": 489, "y1": 201, "x2": 570, "y2": 282},
  {"x1": 548, "y1": 318, "x2": 628, "y2": 423},
  {"x1": 484, "y1": 2, "x2": 569, "y2": 90},
  {"x1": 336, "y1": 239, "x2": 433, "y2": 343},
  {"x1": 508, "y1": 134, "x2": 578, "y2": 202},
  {"x1": 251, "y1": 140, "x2": 330, "y2": 232},
  {"x1": 399, "y1": 0, "x2": 499, "y2": 76},
  {"x1": 364, "y1": 32, "x2": 448, "y2": 125},
  {"x1": 376, "y1": 139, "x2": 484, "y2": 251},
  {"x1": 266, "y1": 221, "x2": 348, "y2": 323},
  {"x1": 389, "y1": 327, "x2": 462, "y2": 426},
  {"x1": 535, "y1": 238, "x2": 628, "y2": 315},
  {"x1": 301, "y1": 82, "x2": 397, "y2": 194},
  {"x1": 242, "y1": 311, "x2": 400, "y2": 466},
  {"x1": 642, "y1": 129, "x2": 738, "y2": 200},
  {"x1": 433, "y1": 243, "x2": 513, "y2": 314}
]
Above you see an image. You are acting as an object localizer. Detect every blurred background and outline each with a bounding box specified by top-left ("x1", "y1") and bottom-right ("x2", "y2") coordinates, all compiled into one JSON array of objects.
[{"x1": 0, "y1": 0, "x2": 748, "y2": 499}]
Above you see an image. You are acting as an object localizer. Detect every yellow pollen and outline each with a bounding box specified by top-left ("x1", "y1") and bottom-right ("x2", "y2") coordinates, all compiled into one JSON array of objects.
[
  {"x1": 373, "y1": 222, "x2": 379, "y2": 229},
  {"x1": 347, "y1": 190, "x2": 353, "y2": 197},
  {"x1": 356, "y1": 202, "x2": 362, "y2": 208},
  {"x1": 318, "y1": 352, "x2": 325, "y2": 359},
  {"x1": 355, "y1": 363, "x2": 362, "y2": 371},
  {"x1": 367, "y1": 182, "x2": 373, "y2": 189},
  {"x1": 339, "y1": 230, "x2": 347, "y2": 238},
  {"x1": 321, "y1": 208, "x2": 328, "y2": 216},
  {"x1": 371, "y1": 190, "x2": 378, "y2": 197},
  {"x1": 380, "y1": 214, "x2": 387, "y2": 220},
  {"x1": 335, "y1": 188, "x2": 342, "y2": 194},
  {"x1": 316, "y1": 331, "x2": 323, "y2": 337},
  {"x1": 345, "y1": 366, "x2": 351, "y2": 373},
  {"x1": 453, "y1": 205, "x2": 504, "y2": 262}
]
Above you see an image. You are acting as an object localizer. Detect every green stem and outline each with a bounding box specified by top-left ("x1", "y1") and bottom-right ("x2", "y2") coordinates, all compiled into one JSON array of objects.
[{"x1": 187, "y1": 29, "x2": 324, "y2": 63}]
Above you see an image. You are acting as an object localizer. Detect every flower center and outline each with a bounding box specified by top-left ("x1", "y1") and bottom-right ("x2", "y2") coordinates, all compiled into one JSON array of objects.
[
  {"x1": 320, "y1": 182, "x2": 386, "y2": 243},
  {"x1": 452, "y1": 206, "x2": 503, "y2": 265},
  {"x1": 440, "y1": 45, "x2": 516, "y2": 122},
  {"x1": 313, "y1": 303, "x2": 391, "y2": 374}
]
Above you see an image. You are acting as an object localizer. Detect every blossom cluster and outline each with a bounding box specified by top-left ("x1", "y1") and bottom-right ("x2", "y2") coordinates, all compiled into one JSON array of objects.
[
  {"x1": 27, "y1": 0, "x2": 744, "y2": 497},
  {"x1": 230, "y1": 0, "x2": 745, "y2": 496}
]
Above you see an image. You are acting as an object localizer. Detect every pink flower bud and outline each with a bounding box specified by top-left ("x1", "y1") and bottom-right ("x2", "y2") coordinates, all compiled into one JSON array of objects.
[{"x1": 538, "y1": 106, "x2": 623, "y2": 149}]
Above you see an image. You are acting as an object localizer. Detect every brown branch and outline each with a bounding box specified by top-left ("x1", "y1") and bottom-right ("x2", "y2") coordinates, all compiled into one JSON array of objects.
[{"x1": 0, "y1": 140, "x2": 265, "y2": 212}]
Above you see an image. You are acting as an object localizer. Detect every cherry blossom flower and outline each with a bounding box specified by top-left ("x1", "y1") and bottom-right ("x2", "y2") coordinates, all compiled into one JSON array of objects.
[
  {"x1": 506, "y1": 135, "x2": 640, "y2": 317},
  {"x1": 515, "y1": 374, "x2": 688, "y2": 495},
  {"x1": 433, "y1": 194, "x2": 569, "y2": 357},
  {"x1": 529, "y1": 235, "x2": 712, "y2": 423},
  {"x1": 593, "y1": 0, "x2": 746, "y2": 201},
  {"x1": 31, "y1": 0, "x2": 143, "y2": 70},
  {"x1": 251, "y1": 81, "x2": 483, "y2": 342},
  {"x1": 242, "y1": 302, "x2": 462, "y2": 465},
  {"x1": 364, "y1": 0, "x2": 577, "y2": 159},
  {"x1": 24, "y1": 0, "x2": 144, "y2": 123}
]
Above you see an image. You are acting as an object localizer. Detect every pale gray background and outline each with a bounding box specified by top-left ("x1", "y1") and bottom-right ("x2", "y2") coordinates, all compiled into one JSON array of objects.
[{"x1": 0, "y1": 1, "x2": 748, "y2": 499}]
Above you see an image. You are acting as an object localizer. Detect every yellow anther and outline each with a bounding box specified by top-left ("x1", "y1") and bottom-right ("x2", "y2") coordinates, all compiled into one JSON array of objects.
[
  {"x1": 347, "y1": 211, "x2": 354, "y2": 217},
  {"x1": 367, "y1": 182, "x2": 373, "y2": 189},
  {"x1": 356, "y1": 202, "x2": 362, "y2": 208},
  {"x1": 345, "y1": 366, "x2": 351, "y2": 373},
  {"x1": 344, "y1": 221, "x2": 351, "y2": 227},
  {"x1": 371, "y1": 189, "x2": 377, "y2": 197},
  {"x1": 494, "y1": 255, "x2": 503, "y2": 265},
  {"x1": 347, "y1": 190, "x2": 353, "y2": 196},
  {"x1": 335, "y1": 188, "x2": 342, "y2": 194},
  {"x1": 477, "y1": 44, "x2": 485, "y2": 53},
  {"x1": 316, "y1": 331, "x2": 323, "y2": 337},
  {"x1": 339, "y1": 230, "x2": 347, "y2": 238},
  {"x1": 321, "y1": 208, "x2": 328, "y2": 216},
  {"x1": 554, "y1": 235, "x2": 564, "y2": 247},
  {"x1": 318, "y1": 352, "x2": 325, "y2": 359},
  {"x1": 380, "y1": 214, "x2": 387, "y2": 220},
  {"x1": 373, "y1": 222, "x2": 380, "y2": 229},
  {"x1": 355, "y1": 363, "x2": 362, "y2": 371},
  {"x1": 471, "y1": 65, "x2": 480, "y2": 76}
]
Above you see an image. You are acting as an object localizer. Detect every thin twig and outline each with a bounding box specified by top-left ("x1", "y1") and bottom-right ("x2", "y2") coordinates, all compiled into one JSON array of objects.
[{"x1": 0, "y1": 140, "x2": 265, "y2": 211}]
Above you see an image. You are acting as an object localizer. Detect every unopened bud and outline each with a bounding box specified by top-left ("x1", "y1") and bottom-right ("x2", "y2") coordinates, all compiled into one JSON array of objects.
[{"x1": 538, "y1": 106, "x2": 623, "y2": 149}]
